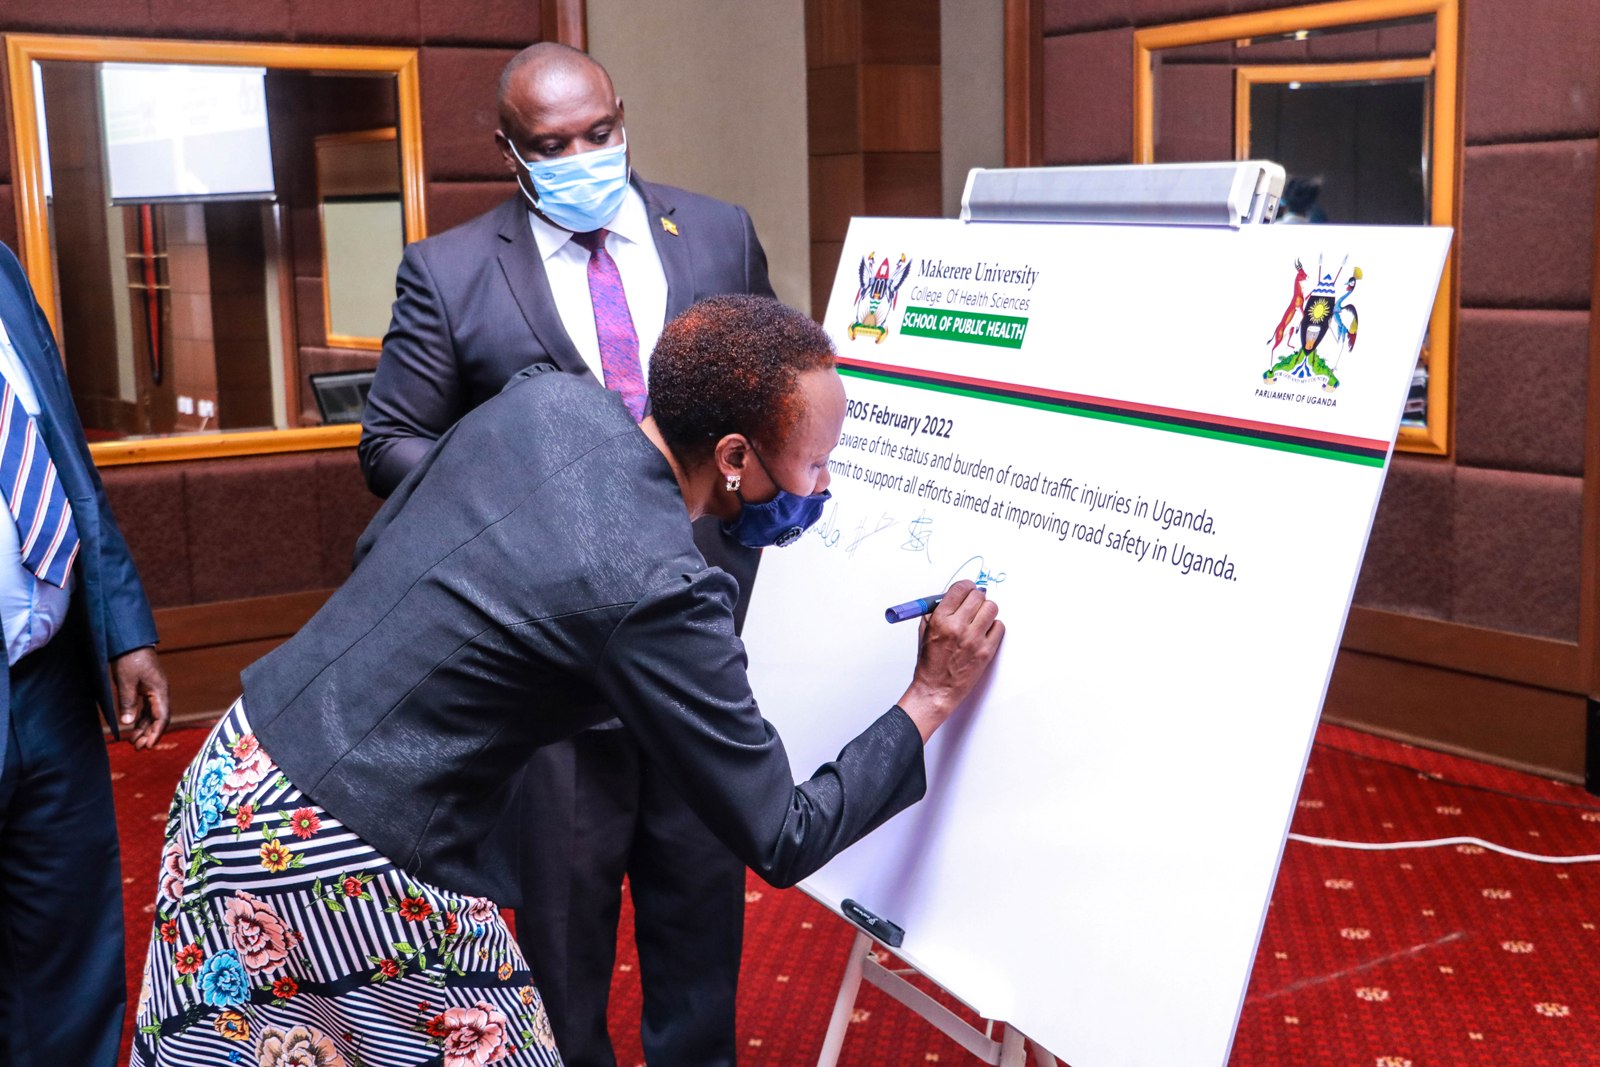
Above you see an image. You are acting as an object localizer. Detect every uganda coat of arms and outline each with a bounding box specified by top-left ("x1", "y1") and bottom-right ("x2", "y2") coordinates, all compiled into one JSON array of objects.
[
  {"x1": 1264, "y1": 256, "x2": 1361, "y2": 390},
  {"x1": 848, "y1": 252, "x2": 911, "y2": 342}
]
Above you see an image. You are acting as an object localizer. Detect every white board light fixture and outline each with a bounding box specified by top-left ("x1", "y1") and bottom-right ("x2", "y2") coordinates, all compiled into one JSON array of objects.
[{"x1": 960, "y1": 161, "x2": 1286, "y2": 228}]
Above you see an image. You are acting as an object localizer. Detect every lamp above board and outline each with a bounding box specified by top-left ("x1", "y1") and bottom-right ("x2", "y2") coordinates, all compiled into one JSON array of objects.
[{"x1": 960, "y1": 161, "x2": 1286, "y2": 228}]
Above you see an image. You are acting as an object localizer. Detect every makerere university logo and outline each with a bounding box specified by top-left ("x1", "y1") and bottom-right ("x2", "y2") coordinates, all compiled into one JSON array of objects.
[
  {"x1": 848, "y1": 251, "x2": 911, "y2": 343},
  {"x1": 1261, "y1": 255, "x2": 1362, "y2": 394}
]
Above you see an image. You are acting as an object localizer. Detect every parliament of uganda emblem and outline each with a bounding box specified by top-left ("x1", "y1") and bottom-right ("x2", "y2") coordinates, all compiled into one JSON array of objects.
[{"x1": 1263, "y1": 255, "x2": 1361, "y2": 390}]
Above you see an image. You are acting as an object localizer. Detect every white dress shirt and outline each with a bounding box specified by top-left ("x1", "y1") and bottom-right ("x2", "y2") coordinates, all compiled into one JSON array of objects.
[
  {"x1": 0, "y1": 316, "x2": 71, "y2": 665},
  {"x1": 526, "y1": 183, "x2": 670, "y2": 385}
]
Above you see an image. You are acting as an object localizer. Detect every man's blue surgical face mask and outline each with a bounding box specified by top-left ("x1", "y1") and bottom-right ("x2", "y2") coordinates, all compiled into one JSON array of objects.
[
  {"x1": 513, "y1": 132, "x2": 630, "y2": 234},
  {"x1": 722, "y1": 448, "x2": 831, "y2": 549}
]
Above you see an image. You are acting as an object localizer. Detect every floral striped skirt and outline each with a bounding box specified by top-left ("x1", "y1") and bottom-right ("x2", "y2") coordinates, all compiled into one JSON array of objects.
[{"x1": 132, "y1": 698, "x2": 562, "y2": 1067}]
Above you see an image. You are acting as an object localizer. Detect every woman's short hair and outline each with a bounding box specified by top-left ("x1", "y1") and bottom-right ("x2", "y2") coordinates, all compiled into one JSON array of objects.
[{"x1": 650, "y1": 294, "x2": 835, "y2": 459}]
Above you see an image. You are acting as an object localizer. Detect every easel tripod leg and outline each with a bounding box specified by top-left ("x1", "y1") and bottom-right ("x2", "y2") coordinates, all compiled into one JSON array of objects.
[
  {"x1": 816, "y1": 931, "x2": 873, "y2": 1067},
  {"x1": 999, "y1": 1025, "x2": 1028, "y2": 1067}
]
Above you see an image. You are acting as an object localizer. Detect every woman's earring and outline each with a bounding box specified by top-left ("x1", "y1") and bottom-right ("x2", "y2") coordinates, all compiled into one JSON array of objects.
[{"x1": 725, "y1": 475, "x2": 741, "y2": 493}]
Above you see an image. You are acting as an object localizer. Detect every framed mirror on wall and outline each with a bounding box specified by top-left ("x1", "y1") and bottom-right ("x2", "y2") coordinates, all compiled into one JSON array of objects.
[
  {"x1": 1134, "y1": 0, "x2": 1461, "y2": 455},
  {"x1": 316, "y1": 127, "x2": 404, "y2": 351},
  {"x1": 3, "y1": 35, "x2": 427, "y2": 465}
]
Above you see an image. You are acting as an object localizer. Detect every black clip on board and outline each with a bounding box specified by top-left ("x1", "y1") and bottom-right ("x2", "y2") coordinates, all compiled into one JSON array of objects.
[{"x1": 842, "y1": 898, "x2": 905, "y2": 948}]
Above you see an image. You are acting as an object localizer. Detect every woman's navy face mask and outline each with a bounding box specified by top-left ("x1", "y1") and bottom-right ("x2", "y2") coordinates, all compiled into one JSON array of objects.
[{"x1": 721, "y1": 448, "x2": 831, "y2": 549}]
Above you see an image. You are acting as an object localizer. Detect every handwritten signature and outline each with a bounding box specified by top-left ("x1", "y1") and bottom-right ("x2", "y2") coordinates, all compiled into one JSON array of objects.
[
  {"x1": 945, "y1": 554, "x2": 1007, "y2": 589},
  {"x1": 902, "y1": 511, "x2": 934, "y2": 562},
  {"x1": 846, "y1": 512, "x2": 897, "y2": 557},
  {"x1": 810, "y1": 500, "x2": 843, "y2": 548}
]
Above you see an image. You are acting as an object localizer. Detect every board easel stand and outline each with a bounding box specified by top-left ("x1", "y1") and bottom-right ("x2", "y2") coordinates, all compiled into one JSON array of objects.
[
  {"x1": 812, "y1": 160, "x2": 1288, "y2": 1067},
  {"x1": 817, "y1": 929, "x2": 1057, "y2": 1066}
]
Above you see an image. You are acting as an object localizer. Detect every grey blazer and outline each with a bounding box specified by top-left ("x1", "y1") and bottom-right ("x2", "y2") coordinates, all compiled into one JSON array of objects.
[
  {"x1": 358, "y1": 180, "x2": 774, "y2": 498},
  {"x1": 357, "y1": 179, "x2": 772, "y2": 629},
  {"x1": 247, "y1": 368, "x2": 924, "y2": 905}
]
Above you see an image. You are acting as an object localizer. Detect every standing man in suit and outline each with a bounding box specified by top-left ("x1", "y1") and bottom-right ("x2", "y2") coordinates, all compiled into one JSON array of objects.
[
  {"x1": 0, "y1": 241, "x2": 169, "y2": 1067},
  {"x1": 359, "y1": 43, "x2": 771, "y2": 1067}
]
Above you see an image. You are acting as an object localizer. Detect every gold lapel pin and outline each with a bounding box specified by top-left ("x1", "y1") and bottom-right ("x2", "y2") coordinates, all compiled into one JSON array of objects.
[{"x1": 660, "y1": 217, "x2": 679, "y2": 236}]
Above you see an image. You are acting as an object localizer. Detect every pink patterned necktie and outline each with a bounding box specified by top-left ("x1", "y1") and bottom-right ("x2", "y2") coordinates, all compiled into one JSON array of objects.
[{"x1": 571, "y1": 229, "x2": 646, "y2": 422}]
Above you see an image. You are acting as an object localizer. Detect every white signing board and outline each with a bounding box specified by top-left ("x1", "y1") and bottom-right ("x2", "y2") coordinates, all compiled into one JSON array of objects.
[{"x1": 741, "y1": 217, "x2": 1450, "y2": 1067}]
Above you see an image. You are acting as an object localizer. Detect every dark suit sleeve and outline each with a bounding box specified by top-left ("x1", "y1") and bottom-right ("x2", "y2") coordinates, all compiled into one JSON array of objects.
[
  {"x1": 358, "y1": 243, "x2": 465, "y2": 498},
  {"x1": 5, "y1": 250, "x2": 157, "y2": 657},
  {"x1": 593, "y1": 570, "x2": 926, "y2": 888},
  {"x1": 739, "y1": 207, "x2": 776, "y2": 300}
]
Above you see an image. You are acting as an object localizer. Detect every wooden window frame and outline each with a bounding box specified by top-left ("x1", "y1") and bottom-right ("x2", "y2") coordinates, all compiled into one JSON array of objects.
[{"x1": 3, "y1": 34, "x2": 429, "y2": 466}]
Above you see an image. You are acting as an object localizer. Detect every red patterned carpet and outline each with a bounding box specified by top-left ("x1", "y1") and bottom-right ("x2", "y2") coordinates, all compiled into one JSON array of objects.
[{"x1": 111, "y1": 722, "x2": 1600, "y2": 1066}]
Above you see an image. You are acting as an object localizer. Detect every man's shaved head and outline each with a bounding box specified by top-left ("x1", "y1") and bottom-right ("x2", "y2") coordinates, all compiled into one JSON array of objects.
[{"x1": 496, "y1": 43, "x2": 617, "y2": 137}]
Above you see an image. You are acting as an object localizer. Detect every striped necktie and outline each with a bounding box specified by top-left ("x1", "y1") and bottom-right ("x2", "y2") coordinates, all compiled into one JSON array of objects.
[
  {"x1": 571, "y1": 228, "x2": 647, "y2": 422},
  {"x1": 0, "y1": 379, "x2": 78, "y2": 588}
]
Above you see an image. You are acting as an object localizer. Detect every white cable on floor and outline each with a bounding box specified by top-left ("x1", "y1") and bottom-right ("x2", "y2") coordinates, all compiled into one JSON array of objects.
[{"x1": 1287, "y1": 832, "x2": 1600, "y2": 864}]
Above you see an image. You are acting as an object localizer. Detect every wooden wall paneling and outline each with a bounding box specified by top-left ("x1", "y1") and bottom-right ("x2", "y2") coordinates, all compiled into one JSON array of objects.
[
  {"x1": 1324, "y1": 649, "x2": 1589, "y2": 783},
  {"x1": 861, "y1": 152, "x2": 943, "y2": 216},
  {"x1": 806, "y1": 66, "x2": 862, "y2": 157},
  {"x1": 1343, "y1": 607, "x2": 1582, "y2": 694},
  {"x1": 1005, "y1": 0, "x2": 1043, "y2": 166},
  {"x1": 810, "y1": 240, "x2": 845, "y2": 322},
  {"x1": 809, "y1": 154, "x2": 865, "y2": 244},
  {"x1": 805, "y1": 0, "x2": 941, "y2": 322},
  {"x1": 858, "y1": 65, "x2": 940, "y2": 153},
  {"x1": 806, "y1": 0, "x2": 862, "y2": 70},
  {"x1": 153, "y1": 588, "x2": 334, "y2": 724},
  {"x1": 157, "y1": 588, "x2": 333, "y2": 651},
  {"x1": 540, "y1": 0, "x2": 586, "y2": 51}
]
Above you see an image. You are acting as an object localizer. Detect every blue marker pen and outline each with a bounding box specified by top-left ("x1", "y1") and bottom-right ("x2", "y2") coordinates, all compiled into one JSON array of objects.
[
  {"x1": 883, "y1": 577, "x2": 987, "y2": 623},
  {"x1": 884, "y1": 595, "x2": 942, "y2": 623}
]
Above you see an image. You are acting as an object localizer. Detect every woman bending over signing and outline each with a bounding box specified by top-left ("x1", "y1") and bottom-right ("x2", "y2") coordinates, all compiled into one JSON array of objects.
[{"x1": 131, "y1": 295, "x2": 1003, "y2": 1067}]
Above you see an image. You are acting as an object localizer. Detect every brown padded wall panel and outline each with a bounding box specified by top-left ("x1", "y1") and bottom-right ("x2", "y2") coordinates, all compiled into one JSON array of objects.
[
  {"x1": 184, "y1": 454, "x2": 326, "y2": 603},
  {"x1": 1, "y1": 0, "x2": 151, "y2": 35},
  {"x1": 1042, "y1": 29, "x2": 1135, "y2": 165},
  {"x1": 100, "y1": 464, "x2": 195, "y2": 609},
  {"x1": 0, "y1": 187, "x2": 16, "y2": 256},
  {"x1": 1043, "y1": 0, "x2": 1130, "y2": 35},
  {"x1": 425, "y1": 181, "x2": 517, "y2": 236},
  {"x1": 1451, "y1": 467, "x2": 1582, "y2": 642},
  {"x1": 289, "y1": 0, "x2": 421, "y2": 44},
  {"x1": 1353, "y1": 455, "x2": 1453, "y2": 620},
  {"x1": 314, "y1": 451, "x2": 381, "y2": 587},
  {"x1": 148, "y1": 0, "x2": 293, "y2": 42},
  {"x1": 1463, "y1": 0, "x2": 1600, "y2": 144},
  {"x1": 1153, "y1": 64, "x2": 1232, "y2": 163},
  {"x1": 1453, "y1": 308, "x2": 1589, "y2": 476},
  {"x1": 1130, "y1": 0, "x2": 1227, "y2": 26},
  {"x1": 1375, "y1": 21, "x2": 1437, "y2": 59},
  {"x1": 420, "y1": 47, "x2": 523, "y2": 183},
  {"x1": 1458, "y1": 140, "x2": 1596, "y2": 310},
  {"x1": 1306, "y1": 29, "x2": 1381, "y2": 62},
  {"x1": 0, "y1": 103, "x2": 9, "y2": 185},
  {"x1": 420, "y1": 0, "x2": 540, "y2": 46}
]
